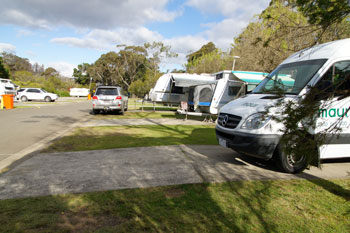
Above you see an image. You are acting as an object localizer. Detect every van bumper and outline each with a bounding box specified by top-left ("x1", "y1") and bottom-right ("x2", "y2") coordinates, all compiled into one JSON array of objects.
[{"x1": 216, "y1": 128, "x2": 280, "y2": 160}]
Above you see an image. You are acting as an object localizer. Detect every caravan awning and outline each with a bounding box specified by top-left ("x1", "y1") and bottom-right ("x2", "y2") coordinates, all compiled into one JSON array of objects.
[
  {"x1": 171, "y1": 73, "x2": 216, "y2": 87},
  {"x1": 232, "y1": 71, "x2": 268, "y2": 84}
]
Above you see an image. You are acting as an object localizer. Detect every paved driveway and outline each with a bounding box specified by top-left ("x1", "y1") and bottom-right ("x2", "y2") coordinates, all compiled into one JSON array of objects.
[{"x1": 1, "y1": 145, "x2": 349, "y2": 200}]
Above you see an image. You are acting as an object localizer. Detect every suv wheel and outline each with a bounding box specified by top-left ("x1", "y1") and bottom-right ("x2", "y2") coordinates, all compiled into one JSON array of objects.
[
  {"x1": 44, "y1": 96, "x2": 52, "y2": 102},
  {"x1": 21, "y1": 96, "x2": 28, "y2": 102}
]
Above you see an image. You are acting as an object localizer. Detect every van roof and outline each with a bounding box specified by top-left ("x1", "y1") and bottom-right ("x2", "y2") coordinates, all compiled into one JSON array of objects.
[{"x1": 282, "y1": 38, "x2": 350, "y2": 65}]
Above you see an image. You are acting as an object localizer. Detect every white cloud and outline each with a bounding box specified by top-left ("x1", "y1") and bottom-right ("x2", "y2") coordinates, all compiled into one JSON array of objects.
[
  {"x1": 17, "y1": 29, "x2": 35, "y2": 37},
  {"x1": 51, "y1": 27, "x2": 163, "y2": 51},
  {"x1": 186, "y1": 0, "x2": 269, "y2": 18},
  {"x1": 0, "y1": 0, "x2": 180, "y2": 29},
  {"x1": 0, "y1": 43, "x2": 16, "y2": 53},
  {"x1": 186, "y1": 0, "x2": 270, "y2": 50},
  {"x1": 47, "y1": 62, "x2": 76, "y2": 78}
]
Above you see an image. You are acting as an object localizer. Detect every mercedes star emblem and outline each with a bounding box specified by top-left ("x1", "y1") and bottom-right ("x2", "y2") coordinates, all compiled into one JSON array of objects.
[{"x1": 222, "y1": 115, "x2": 229, "y2": 126}]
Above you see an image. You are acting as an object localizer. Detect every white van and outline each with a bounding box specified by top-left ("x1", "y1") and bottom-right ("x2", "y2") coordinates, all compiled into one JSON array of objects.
[{"x1": 216, "y1": 38, "x2": 350, "y2": 173}]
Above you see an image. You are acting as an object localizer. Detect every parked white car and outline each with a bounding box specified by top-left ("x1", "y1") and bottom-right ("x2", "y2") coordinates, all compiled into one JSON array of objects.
[{"x1": 17, "y1": 88, "x2": 58, "y2": 102}]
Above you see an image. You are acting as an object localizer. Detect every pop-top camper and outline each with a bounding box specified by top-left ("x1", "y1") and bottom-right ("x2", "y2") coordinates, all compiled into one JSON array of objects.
[
  {"x1": 188, "y1": 71, "x2": 267, "y2": 115},
  {"x1": 0, "y1": 79, "x2": 17, "y2": 96},
  {"x1": 149, "y1": 73, "x2": 215, "y2": 104}
]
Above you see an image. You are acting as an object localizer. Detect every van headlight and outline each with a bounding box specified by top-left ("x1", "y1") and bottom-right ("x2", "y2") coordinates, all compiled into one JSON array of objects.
[{"x1": 241, "y1": 113, "x2": 270, "y2": 130}]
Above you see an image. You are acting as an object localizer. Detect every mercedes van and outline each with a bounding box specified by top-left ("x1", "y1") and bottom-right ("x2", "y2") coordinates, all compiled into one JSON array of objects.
[{"x1": 216, "y1": 39, "x2": 350, "y2": 173}]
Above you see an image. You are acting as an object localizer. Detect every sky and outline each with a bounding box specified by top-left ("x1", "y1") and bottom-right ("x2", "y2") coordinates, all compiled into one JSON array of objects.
[{"x1": 0, "y1": 0, "x2": 270, "y2": 77}]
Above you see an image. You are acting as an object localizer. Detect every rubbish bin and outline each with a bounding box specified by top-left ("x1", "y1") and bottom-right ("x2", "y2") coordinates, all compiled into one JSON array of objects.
[{"x1": 1, "y1": 94, "x2": 14, "y2": 109}]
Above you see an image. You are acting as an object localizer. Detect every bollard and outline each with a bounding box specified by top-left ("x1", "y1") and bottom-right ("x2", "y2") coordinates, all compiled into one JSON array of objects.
[{"x1": 87, "y1": 93, "x2": 91, "y2": 100}]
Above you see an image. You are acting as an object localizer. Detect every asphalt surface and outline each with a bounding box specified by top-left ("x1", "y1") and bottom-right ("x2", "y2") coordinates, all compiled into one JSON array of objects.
[{"x1": 0, "y1": 98, "x2": 92, "y2": 171}]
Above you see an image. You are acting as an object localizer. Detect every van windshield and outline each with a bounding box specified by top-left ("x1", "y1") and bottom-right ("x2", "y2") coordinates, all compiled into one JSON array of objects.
[{"x1": 253, "y1": 59, "x2": 327, "y2": 95}]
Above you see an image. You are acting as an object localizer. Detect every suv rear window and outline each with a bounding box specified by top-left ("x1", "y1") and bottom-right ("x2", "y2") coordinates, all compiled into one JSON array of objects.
[{"x1": 95, "y1": 88, "x2": 119, "y2": 95}]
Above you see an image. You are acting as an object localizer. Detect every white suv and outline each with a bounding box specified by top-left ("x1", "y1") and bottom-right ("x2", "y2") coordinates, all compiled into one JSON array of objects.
[
  {"x1": 92, "y1": 86, "x2": 128, "y2": 114},
  {"x1": 17, "y1": 88, "x2": 58, "y2": 102}
]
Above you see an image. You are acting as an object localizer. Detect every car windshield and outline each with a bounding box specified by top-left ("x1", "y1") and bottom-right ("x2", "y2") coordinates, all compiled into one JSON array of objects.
[
  {"x1": 96, "y1": 88, "x2": 119, "y2": 95},
  {"x1": 41, "y1": 89, "x2": 47, "y2": 93},
  {"x1": 253, "y1": 59, "x2": 327, "y2": 95}
]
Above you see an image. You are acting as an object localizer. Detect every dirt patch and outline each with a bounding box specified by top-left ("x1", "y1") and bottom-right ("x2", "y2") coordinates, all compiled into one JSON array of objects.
[
  {"x1": 58, "y1": 209, "x2": 125, "y2": 232},
  {"x1": 165, "y1": 188, "x2": 185, "y2": 198}
]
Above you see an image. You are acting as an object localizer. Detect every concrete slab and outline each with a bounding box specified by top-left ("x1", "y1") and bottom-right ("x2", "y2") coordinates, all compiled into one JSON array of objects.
[
  {"x1": 0, "y1": 145, "x2": 349, "y2": 200},
  {"x1": 0, "y1": 146, "x2": 203, "y2": 199}
]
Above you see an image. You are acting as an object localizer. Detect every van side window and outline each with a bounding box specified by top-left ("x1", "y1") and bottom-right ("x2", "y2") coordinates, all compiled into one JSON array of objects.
[{"x1": 318, "y1": 61, "x2": 350, "y2": 97}]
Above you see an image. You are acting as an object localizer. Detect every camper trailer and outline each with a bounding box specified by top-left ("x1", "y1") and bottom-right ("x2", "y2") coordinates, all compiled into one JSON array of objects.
[
  {"x1": 0, "y1": 79, "x2": 17, "y2": 96},
  {"x1": 188, "y1": 71, "x2": 267, "y2": 115},
  {"x1": 149, "y1": 73, "x2": 215, "y2": 104}
]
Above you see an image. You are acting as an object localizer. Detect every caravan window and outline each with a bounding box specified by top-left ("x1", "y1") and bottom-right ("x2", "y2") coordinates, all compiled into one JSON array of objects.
[
  {"x1": 170, "y1": 84, "x2": 184, "y2": 94},
  {"x1": 216, "y1": 73, "x2": 223, "y2": 80},
  {"x1": 228, "y1": 86, "x2": 242, "y2": 96}
]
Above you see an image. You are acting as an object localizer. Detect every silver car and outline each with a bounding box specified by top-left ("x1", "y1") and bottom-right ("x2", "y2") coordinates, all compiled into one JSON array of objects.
[{"x1": 92, "y1": 86, "x2": 128, "y2": 114}]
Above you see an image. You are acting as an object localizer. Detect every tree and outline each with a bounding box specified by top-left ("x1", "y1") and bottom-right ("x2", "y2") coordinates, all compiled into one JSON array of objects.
[
  {"x1": 129, "y1": 70, "x2": 161, "y2": 98},
  {"x1": 232, "y1": 0, "x2": 350, "y2": 73},
  {"x1": 186, "y1": 50, "x2": 233, "y2": 74},
  {"x1": 41, "y1": 67, "x2": 58, "y2": 77},
  {"x1": 1, "y1": 52, "x2": 33, "y2": 73},
  {"x1": 293, "y1": 0, "x2": 350, "y2": 29},
  {"x1": 186, "y1": 42, "x2": 217, "y2": 64},
  {"x1": 0, "y1": 56, "x2": 9, "y2": 79},
  {"x1": 73, "y1": 63, "x2": 91, "y2": 85}
]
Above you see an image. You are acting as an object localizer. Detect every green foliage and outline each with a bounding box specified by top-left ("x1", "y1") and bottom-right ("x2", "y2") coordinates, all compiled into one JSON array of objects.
[
  {"x1": 129, "y1": 70, "x2": 161, "y2": 97},
  {"x1": 232, "y1": 0, "x2": 350, "y2": 72},
  {"x1": 1, "y1": 52, "x2": 33, "y2": 73},
  {"x1": 0, "y1": 56, "x2": 9, "y2": 79},
  {"x1": 88, "y1": 42, "x2": 177, "y2": 91},
  {"x1": 73, "y1": 63, "x2": 91, "y2": 85},
  {"x1": 186, "y1": 50, "x2": 233, "y2": 74},
  {"x1": 186, "y1": 42, "x2": 217, "y2": 64},
  {"x1": 41, "y1": 67, "x2": 58, "y2": 77},
  {"x1": 293, "y1": 0, "x2": 350, "y2": 29}
]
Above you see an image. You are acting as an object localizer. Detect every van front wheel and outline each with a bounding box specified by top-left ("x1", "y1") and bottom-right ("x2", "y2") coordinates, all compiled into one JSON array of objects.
[{"x1": 275, "y1": 143, "x2": 308, "y2": 174}]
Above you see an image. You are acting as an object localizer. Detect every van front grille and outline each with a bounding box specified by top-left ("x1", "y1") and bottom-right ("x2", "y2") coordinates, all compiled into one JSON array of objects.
[{"x1": 218, "y1": 113, "x2": 242, "y2": 129}]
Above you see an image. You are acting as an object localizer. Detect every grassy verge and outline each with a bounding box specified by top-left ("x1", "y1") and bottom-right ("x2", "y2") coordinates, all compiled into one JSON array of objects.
[
  {"x1": 42, "y1": 125, "x2": 217, "y2": 153},
  {"x1": 1, "y1": 179, "x2": 349, "y2": 232},
  {"x1": 93, "y1": 111, "x2": 217, "y2": 121}
]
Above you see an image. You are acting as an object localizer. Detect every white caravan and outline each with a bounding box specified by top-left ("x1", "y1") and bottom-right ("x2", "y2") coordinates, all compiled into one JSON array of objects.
[
  {"x1": 150, "y1": 73, "x2": 215, "y2": 104},
  {"x1": 70, "y1": 88, "x2": 90, "y2": 97},
  {"x1": 188, "y1": 70, "x2": 266, "y2": 114},
  {"x1": 216, "y1": 38, "x2": 350, "y2": 173}
]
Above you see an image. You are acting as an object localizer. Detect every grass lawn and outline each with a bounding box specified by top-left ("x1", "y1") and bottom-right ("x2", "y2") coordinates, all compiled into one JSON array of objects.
[
  {"x1": 0, "y1": 179, "x2": 349, "y2": 232},
  {"x1": 42, "y1": 125, "x2": 217, "y2": 153}
]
